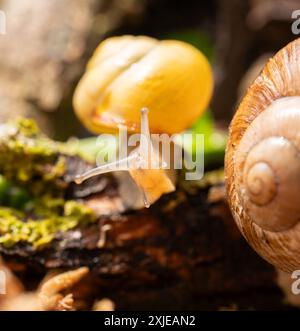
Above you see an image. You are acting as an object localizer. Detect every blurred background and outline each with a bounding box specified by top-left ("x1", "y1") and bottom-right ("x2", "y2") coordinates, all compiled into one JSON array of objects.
[
  {"x1": 0, "y1": 0, "x2": 299, "y2": 140},
  {"x1": 0, "y1": 0, "x2": 300, "y2": 311}
]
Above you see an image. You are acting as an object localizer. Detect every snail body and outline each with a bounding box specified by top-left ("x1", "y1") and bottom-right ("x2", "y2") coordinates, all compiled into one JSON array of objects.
[
  {"x1": 225, "y1": 38, "x2": 300, "y2": 272},
  {"x1": 73, "y1": 35, "x2": 213, "y2": 206}
]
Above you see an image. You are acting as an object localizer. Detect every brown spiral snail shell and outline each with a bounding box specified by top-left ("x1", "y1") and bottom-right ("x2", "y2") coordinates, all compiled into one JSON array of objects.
[{"x1": 225, "y1": 38, "x2": 300, "y2": 272}]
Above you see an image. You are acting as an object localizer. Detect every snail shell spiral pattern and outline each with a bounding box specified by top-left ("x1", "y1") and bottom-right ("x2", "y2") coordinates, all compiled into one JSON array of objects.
[{"x1": 225, "y1": 38, "x2": 300, "y2": 272}]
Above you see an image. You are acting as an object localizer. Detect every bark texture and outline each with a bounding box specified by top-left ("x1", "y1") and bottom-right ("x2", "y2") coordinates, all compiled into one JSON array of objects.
[{"x1": 1, "y1": 167, "x2": 288, "y2": 310}]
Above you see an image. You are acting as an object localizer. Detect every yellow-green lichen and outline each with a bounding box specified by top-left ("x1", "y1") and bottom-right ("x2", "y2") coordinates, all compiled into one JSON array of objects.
[
  {"x1": 0, "y1": 118, "x2": 99, "y2": 249},
  {"x1": 0, "y1": 198, "x2": 97, "y2": 248},
  {"x1": 0, "y1": 118, "x2": 74, "y2": 195},
  {"x1": 179, "y1": 168, "x2": 224, "y2": 194}
]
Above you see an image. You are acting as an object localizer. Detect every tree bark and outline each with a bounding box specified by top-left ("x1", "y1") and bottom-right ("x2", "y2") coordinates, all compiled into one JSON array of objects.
[{"x1": 1, "y1": 170, "x2": 288, "y2": 310}]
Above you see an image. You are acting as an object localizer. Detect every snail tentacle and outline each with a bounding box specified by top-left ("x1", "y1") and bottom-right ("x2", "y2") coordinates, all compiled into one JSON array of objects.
[{"x1": 75, "y1": 108, "x2": 175, "y2": 207}]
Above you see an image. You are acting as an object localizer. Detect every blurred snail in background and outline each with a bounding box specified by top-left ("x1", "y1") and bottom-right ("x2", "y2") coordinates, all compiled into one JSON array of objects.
[
  {"x1": 225, "y1": 38, "x2": 300, "y2": 272},
  {"x1": 73, "y1": 35, "x2": 213, "y2": 207}
]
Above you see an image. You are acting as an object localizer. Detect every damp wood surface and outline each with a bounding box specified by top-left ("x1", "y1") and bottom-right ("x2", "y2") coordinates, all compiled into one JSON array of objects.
[{"x1": 0, "y1": 162, "x2": 288, "y2": 310}]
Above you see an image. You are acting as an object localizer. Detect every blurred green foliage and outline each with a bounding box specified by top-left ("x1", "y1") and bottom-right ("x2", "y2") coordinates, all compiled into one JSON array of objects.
[
  {"x1": 164, "y1": 29, "x2": 214, "y2": 62},
  {"x1": 0, "y1": 175, "x2": 31, "y2": 209},
  {"x1": 189, "y1": 111, "x2": 227, "y2": 167}
]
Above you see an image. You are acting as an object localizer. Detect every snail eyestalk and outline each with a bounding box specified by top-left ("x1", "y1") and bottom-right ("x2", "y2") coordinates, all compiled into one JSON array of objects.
[{"x1": 74, "y1": 108, "x2": 175, "y2": 208}]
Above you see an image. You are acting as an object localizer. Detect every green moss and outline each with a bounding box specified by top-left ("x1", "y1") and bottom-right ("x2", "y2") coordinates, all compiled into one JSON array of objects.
[
  {"x1": 0, "y1": 197, "x2": 96, "y2": 248},
  {"x1": 0, "y1": 118, "x2": 98, "y2": 249},
  {"x1": 0, "y1": 118, "x2": 73, "y2": 195},
  {"x1": 179, "y1": 168, "x2": 224, "y2": 194}
]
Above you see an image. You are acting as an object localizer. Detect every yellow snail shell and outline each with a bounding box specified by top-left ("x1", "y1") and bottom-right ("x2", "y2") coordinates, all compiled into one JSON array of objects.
[
  {"x1": 225, "y1": 38, "x2": 300, "y2": 272},
  {"x1": 73, "y1": 35, "x2": 213, "y2": 134}
]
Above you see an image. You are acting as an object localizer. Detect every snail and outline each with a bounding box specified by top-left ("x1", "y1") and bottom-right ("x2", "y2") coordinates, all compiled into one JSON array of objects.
[
  {"x1": 225, "y1": 38, "x2": 300, "y2": 272},
  {"x1": 73, "y1": 35, "x2": 213, "y2": 207}
]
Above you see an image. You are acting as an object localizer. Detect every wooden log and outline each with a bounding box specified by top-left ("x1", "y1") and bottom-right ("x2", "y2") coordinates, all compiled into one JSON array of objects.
[{"x1": 1, "y1": 169, "x2": 289, "y2": 310}]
